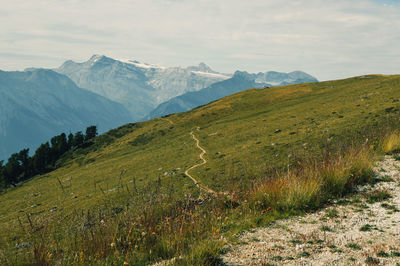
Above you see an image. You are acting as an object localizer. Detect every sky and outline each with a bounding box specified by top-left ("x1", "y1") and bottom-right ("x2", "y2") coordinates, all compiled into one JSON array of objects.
[{"x1": 1, "y1": 0, "x2": 400, "y2": 81}]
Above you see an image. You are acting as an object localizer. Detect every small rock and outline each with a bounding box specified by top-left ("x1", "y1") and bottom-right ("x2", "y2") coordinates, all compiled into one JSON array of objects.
[
  {"x1": 274, "y1": 129, "x2": 282, "y2": 133},
  {"x1": 15, "y1": 242, "x2": 32, "y2": 249}
]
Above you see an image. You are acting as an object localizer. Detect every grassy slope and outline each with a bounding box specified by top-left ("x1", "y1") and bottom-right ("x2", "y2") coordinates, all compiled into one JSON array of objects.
[{"x1": 1, "y1": 74, "x2": 400, "y2": 262}]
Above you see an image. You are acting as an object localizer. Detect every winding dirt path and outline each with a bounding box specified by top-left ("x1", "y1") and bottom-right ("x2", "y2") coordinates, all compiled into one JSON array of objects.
[
  {"x1": 160, "y1": 119, "x2": 228, "y2": 197},
  {"x1": 184, "y1": 127, "x2": 218, "y2": 195}
]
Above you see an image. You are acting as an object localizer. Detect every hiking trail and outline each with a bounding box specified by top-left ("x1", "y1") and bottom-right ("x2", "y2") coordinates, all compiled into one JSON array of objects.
[{"x1": 184, "y1": 127, "x2": 219, "y2": 195}]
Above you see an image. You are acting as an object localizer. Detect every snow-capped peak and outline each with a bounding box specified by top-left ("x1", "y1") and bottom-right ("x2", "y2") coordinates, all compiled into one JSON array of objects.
[
  {"x1": 89, "y1": 54, "x2": 105, "y2": 63},
  {"x1": 187, "y1": 62, "x2": 216, "y2": 73},
  {"x1": 118, "y1": 59, "x2": 166, "y2": 69}
]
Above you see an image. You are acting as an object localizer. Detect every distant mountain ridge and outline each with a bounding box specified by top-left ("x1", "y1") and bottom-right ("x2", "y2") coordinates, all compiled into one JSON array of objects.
[
  {"x1": 0, "y1": 69, "x2": 132, "y2": 160},
  {"x1": 55, "y1": 55, "x2": 317, "y2": 121},
  {"x1": 254, "y1": 70, "x2": 317, "y2": 85},
  {"x1": 2, "y1": 55, "x2": 317, "y2": 160},
  {"x1": 146, "y1": 70, "x2": 318, "y2": 119},
  {"x1": 56, "y1": 55, "x2": 230, "y2": 120}
]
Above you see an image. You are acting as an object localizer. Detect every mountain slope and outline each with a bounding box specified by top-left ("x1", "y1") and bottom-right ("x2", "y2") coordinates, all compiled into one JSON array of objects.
[
  {"x1": 0, "y1": 69, "x2": 132, "y2": 160},
  {"x1": 146, "y1": 71, "x2": 264, "y2": 119},
  {"x1": 1, "y1": 74, "x2": 400, "y2": 264},
  {"x1": 1, "y1": 74, "x2": 397, "y2": 220},
  {"x1": 56, "y1": 55, "x2": 230, "y2": 120},
  {"x1": 146, "y1": 70, "x2": 317, "y2": 119}
]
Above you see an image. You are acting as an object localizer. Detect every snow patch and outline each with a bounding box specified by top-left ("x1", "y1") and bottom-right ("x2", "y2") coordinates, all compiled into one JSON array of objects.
[
  {"x1": 264, "y1": 81, "x2": 281, "y2": 86},
  {"x1": 118, "y1": 59, "x2": 166, "y2": 69},
  {"x1": 191, "y1": 71, "x2": 230, "y2": 79}
]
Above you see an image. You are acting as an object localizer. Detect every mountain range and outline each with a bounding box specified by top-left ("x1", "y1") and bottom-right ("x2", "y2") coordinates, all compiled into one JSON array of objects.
[
  {"x1": 56, "y1": 55, "x2": 230, "y2": 120},
  {"x1": 56, "y1": 55, "x2": 317, "y2": 121},
  {"x1": 0, "y1": 55, "x2": 317, "y2": 160}
]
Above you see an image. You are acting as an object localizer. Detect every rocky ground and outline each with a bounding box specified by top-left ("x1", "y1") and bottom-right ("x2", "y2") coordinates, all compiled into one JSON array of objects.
[{"x1": 222, "y1": 156, "x2": 400, "y2": 265}]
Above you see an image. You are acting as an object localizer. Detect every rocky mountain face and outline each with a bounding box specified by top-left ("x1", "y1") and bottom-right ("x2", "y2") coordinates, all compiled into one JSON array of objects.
[
  {"x1": 0, "y1": 69, "x2": 132, "y2": 160},
  {"x1": 146, "y1": 70, "x2": 318, "y2": 119},
  {"x1": 254, "y1": 70, "x2": 318, "y2": 85},
  {"x1": 56, "y1": 55, "x2": 230, "y2": 120}
]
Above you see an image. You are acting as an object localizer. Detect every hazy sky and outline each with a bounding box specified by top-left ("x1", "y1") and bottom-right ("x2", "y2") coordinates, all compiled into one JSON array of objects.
[{"x1": 1, "y1": 0, "x2": 399, "y2": 80}]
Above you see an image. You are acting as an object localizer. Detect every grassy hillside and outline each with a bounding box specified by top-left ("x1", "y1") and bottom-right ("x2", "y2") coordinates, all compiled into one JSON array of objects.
[{"x1": 2, "y1": 74, "x2": 400, "y2": 264}]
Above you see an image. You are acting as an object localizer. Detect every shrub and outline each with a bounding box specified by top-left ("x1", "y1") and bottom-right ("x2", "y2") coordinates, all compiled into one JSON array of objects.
[
  {"x1": 366, "y1": 190, "x2": 392, "y2": 204},
  {"x1": 346, "y1": 243, "x2": 362, "y2": 250}
]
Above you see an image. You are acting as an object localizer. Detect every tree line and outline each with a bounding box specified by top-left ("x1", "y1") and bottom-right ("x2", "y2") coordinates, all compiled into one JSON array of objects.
[{"x1": 0, "y1": 126, "x2": 98, "y2": 189}]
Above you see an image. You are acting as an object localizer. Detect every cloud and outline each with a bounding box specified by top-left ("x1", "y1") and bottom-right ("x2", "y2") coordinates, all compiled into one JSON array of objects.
[{"x1": 0, "y1": 0, "x2": 399, "y2": 80}]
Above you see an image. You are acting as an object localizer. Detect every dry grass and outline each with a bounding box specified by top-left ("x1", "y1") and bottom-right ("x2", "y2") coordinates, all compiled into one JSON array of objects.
[
  {"x1": 249, "y1": 145, "x2": 374, "y2": 212},
  {"x1": 382, "y1": 131, "x2": 400, "y2": 153},
  {"x1": 249, "y1": 172, "x2": 321, "y2": 211}
]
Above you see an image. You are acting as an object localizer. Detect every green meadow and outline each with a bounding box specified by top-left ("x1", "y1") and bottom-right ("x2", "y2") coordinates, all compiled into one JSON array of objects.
[{"x1": 1, "y1": 74, "x2": 400, "y2": 264}]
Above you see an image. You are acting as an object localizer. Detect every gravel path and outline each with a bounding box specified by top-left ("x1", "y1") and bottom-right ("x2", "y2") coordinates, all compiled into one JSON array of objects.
[{"x1": 222, "y1": 156, "x2": 400, "y2": 265}]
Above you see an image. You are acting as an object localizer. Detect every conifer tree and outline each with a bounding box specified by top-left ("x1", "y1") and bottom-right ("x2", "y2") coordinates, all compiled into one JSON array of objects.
[
  {"x1": 2, "y1": 153, "x2": 22, "y2": 186},
  {"x1": 67, "y1": 133, "x2": 74, "y2": 150},
  {"x1": 73, "y1": 131, "x2": 85, "y2": 147},
  {"x1": 33, "y1": 142, "x2": 51, "y2": 174},
  {"x1": 17, "y1": 149, "x2": 31, "y2": 180},
  {"x1": 85, "y1": 126, "x2": 98, "y2": 141},
  {"x1": 0, "y1": 160, "x2": 4, "y2": 188},
  {"x1": 58, "y1": 133, "x2": 69, "y2": 154}
]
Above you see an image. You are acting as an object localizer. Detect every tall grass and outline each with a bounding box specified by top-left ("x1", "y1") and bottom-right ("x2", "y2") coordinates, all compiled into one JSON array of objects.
[
  {"x1": 382, "y1": 131, "x2": 400, "y2": 153},
  {"x1": 5, "y1": 184, "x2": 226, "y2": 265},
  {"x1": 249, "y1": 145, "x2": 374, "y2": 212}
]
